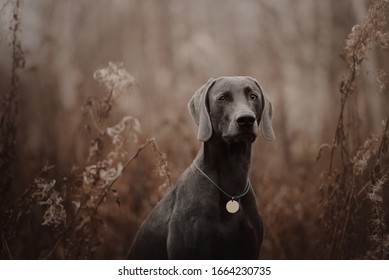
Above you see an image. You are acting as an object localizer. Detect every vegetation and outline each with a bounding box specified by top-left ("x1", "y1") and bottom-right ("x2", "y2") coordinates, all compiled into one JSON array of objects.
[{"x1": 0, "y1": 0, "x2": 388, "y2": 259}]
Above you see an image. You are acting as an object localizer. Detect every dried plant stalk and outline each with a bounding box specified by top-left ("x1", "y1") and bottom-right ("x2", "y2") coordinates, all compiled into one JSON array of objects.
[
  {"x1": 0, "y1": 0, "x2": 24, "y2": 204},
  {"x1": 319, "y1": 0, "x2": 389, "y2": 259}
]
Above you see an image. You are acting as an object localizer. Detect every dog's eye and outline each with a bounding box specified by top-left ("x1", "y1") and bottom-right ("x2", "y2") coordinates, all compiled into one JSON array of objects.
[
  {"x1": 218, "y1": 95, "x2": 227, "y2": 101},
  {"x1": 250, "y1": 94, "x2": 258, "y2": 100}
]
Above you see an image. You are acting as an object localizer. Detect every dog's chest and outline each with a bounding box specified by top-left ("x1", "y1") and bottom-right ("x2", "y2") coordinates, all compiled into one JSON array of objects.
[
  {"x1": 220, "y1": 208, "x2": 256, "y2": 235},
  {"x1": 211, "y1": 211, "x2": 258, "y2": 258}
]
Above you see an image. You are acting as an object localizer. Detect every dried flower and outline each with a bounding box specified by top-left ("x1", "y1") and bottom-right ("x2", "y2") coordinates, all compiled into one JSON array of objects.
[
  {"x1": 99, "y1": 162, "x2": 123, "y2": 183},
  {"x1": 93, "y1": 62, "x2": 135, "y2": 98},
  {"x1": 83, "y1": 165, "x2": 98, "y2": 185},
  {"x1": 40, "y1": 192, "x2": 67, "y2": 228},
  {"x1": 351, "y1": 135, "x2": 379, "y2": 176},
  {"x1": 31, "y1": 177, "x2": 66, "y2": 228},
  {"x1": 31, "y1": 177, "x2": 56, "y2": 201},
  {"x1": 365, "y1": 172, "x2": 389, "y2": 259},
  {"x1": 107, "y1": 115, "x2": 141, "y2": 146},
  {"x1": 376, "y1": 69, "x2": 388, "y2": 92}
]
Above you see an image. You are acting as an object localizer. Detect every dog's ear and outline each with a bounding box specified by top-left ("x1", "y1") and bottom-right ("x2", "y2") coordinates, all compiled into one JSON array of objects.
[
  {"x1": 246, "y1": 77, "x2": 276, "y2": 141},
  {"x1": 260, "y1": 94, "x2": 275, "y2": 141},
  {"x1": 188, "y1": 78, "x2": 216, "y2": 142}
]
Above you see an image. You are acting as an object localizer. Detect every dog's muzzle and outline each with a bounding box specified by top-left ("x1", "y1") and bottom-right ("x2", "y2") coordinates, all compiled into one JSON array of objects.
[{"x1": 223, "y1": 111, "x2": 258, "y2": 143}]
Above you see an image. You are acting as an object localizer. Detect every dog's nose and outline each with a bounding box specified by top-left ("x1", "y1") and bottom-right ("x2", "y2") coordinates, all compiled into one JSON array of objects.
[{"x1": 236, "y1": 113, "x2": 256, "y2": 127}]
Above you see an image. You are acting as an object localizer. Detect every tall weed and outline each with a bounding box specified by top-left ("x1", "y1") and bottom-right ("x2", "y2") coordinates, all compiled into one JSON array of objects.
[{"x1": 318, "y1": 0, "x2": 389, "y2": 259}]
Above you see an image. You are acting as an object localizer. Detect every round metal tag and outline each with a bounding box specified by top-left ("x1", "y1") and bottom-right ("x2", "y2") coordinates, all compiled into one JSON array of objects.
[{"x1": 226, "y1": 200, "x2": 240, "y2": 214}]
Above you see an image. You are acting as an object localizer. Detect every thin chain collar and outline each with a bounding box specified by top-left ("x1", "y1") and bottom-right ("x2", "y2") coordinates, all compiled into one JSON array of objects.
[{"x1": 192, "y1": 161, "x2": 251, "y2": 201}]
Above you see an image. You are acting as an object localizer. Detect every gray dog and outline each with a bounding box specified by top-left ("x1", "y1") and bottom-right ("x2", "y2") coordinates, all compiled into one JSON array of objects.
[{"x1": 127, "y1": 76, "x2": 275, "y2": 259}]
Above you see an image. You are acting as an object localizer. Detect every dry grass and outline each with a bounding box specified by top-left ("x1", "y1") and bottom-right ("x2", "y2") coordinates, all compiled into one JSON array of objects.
[
  {"x1": 318, "y1": 0, "x2": 389, "y2": 259},
  {"x1": 0, "y1": 59, "x2": 171, "y2": 259},
  {"x1": 0, "y1": 0, "x2": 388, "y2": 260},
  {"x1": 0, "y1": 0, "x2": 24, "y2": 211}
]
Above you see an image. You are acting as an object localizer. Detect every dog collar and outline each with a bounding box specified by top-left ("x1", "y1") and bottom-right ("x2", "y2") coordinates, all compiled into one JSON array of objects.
[{"x1": 192, "y1": 161, "x2": 251, "y2": 214}]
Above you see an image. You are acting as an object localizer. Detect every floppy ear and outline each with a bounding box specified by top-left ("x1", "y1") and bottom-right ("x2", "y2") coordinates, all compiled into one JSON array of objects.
[
  {"x1": 260, "y1": 94, "x2": 276, "y2": 141},
  {"x1": 188, "y1": 78, "x2": 216, "y2": 142},
  {"x1": 246, "y1": 77, "x2": 276, "y2": 141}
]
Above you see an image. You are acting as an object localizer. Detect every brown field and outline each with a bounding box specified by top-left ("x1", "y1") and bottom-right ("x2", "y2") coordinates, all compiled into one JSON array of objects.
[{"x1": 0, "y1": 0, "x2": 388, "y2": 259}]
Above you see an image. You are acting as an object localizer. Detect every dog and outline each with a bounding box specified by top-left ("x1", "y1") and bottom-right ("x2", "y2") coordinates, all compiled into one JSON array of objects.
[{"x1": 127, "y1": 76, "x2": 275, "y2": 259}]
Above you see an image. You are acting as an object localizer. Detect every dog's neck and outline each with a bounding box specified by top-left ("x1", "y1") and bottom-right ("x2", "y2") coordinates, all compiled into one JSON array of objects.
[{"x1": 194, "y1": 136, "x2": 252, "y2": 196}]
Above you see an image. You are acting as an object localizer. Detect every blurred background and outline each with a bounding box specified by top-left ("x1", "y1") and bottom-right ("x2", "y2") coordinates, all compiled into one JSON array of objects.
[{"x1": 0, "y1": 0, "x2": 388, "y2": 259}]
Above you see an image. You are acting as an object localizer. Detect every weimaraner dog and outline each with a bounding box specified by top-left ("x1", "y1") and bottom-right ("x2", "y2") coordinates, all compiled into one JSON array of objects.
[{"x1": 127, "y1": 76, "x2": 275, "y2": 259}]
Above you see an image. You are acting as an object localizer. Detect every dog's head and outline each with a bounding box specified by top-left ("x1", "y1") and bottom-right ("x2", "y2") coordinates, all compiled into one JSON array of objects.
[{"x1": 188, "y1": 76, "x2": 275, "y2": 143}]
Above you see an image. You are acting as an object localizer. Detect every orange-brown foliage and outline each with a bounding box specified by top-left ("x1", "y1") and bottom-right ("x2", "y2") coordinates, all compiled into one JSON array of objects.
[{"x1": 0, "y1": 0, "x2": 388, "y2": 259}]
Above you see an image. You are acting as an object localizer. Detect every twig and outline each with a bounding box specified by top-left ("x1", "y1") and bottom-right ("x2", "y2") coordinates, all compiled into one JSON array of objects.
[
  {"x1": 150, "y1": 138, "x2": 172, "y2": 188},
  {"x1": 1, "y1": 237, "x2": 13, "y2": 260},
  {"x1": 377, "y1": 116, "x2": 389, "y2": 160},
  {"x1": 44, "y1": 138, "x2": 155, "y2": 259},
  {"x1": 328, "y1": 58, "x2": 358, "y2": 175},
  {"x1": 316, "y1": 143, "x2": 332, "y2": 161},
  {"x1": 93, "y1": 138, "x2": 155, "y2": 213},
  {"x1": 0, "y1": 0, "x2": 11, "y2": 15},
  {"x1": 339, "y1": 182, "x2": 356, "y2": 253}
]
